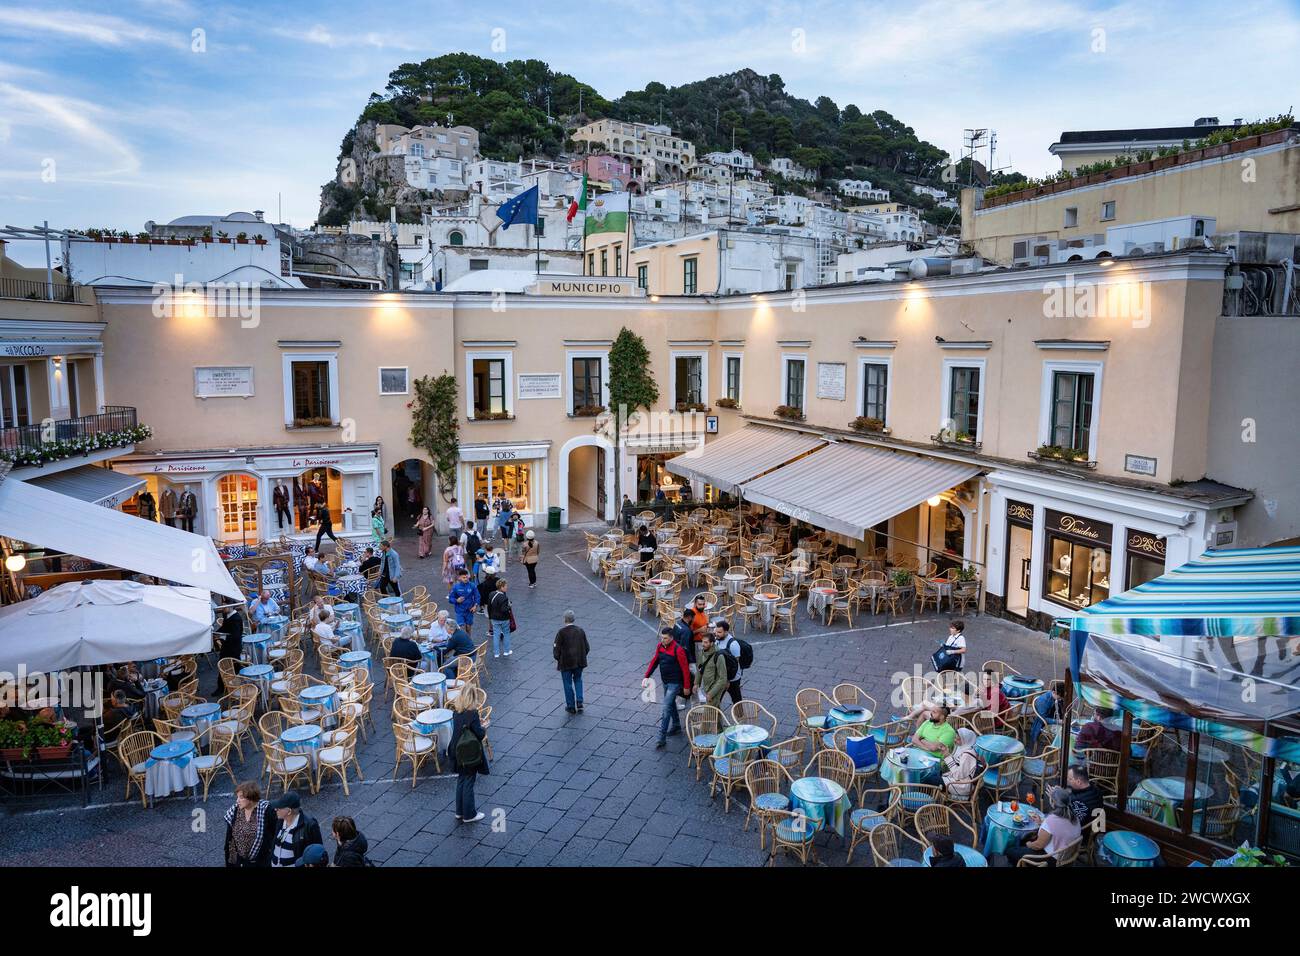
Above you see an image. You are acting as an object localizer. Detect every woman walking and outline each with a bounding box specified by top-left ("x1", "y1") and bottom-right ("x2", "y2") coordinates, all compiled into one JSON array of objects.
[
  {"x1": 415, "y1": 506, "x2": 435, "y2": 559},
  {"x1": 447, "y1": 690, "x2": 489, "y2": 823},
  {"x1": 331, "y1": 816, "x2": 371, "y2": 867},
  {"x1": 223, "y1": 781, "x2": 277, "y2": 867},
  {"x1": 521, "y1": 529, "x2": 540, "y2": 588},
  {"x1": 442, "y1": 535, "x2": 466, "y2": 588},
  {"x1": 370, "y1": 505, "x2": 387, "y2": 547}
]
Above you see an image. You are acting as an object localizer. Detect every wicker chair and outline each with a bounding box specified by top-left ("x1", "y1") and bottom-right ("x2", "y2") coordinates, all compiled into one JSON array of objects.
[
  {"x1": 708, "y1": 745, "x2": 756, "y2": 813},
  {"x1": 803, "y1": 748, "x2": 856, "y2": 794},
  {"x1": 686, "y1": 705, "x2": 726, "y2": 781},
  {"x1": 870, "y1": 715, "x2": 911, "y2": 751},
  {"x1": 116, "y1": 730, "x2": 163, "y2": 808},
  {"x1": 826, "y1": 585, "x2": 854, "y2": 627},
  {"x1": 894, "y1": 781, "x2": 947, "y2": 828},
  {"x1": 1023, "y1": 744, "x2": 1061, "y2": 797},
  {"x1": 262, "y1": 741, "x2": 314, "y2": 797},
  {"x1": 1017, "y1": 838, "x2": 1082, "y2": 867},
  {"x1": 393, "y1": 722, "x2": 439, "y2": 787},
  {"x1": 832, "y1": 683, "x2": 878, "y2": 715},
  {"x1": 317, "y1": 726, "x2": 363, "y2": 795},
  {"x1": 767, "y1": 809, "x2": 818, "y2": 866},
  {"x1": 769, "y1": 596, "x2": 798, "y2": 635},
  {"x1": 868, "y1": 821, "x2": 926, "y2": 867},
  {"x1": 743, "y1": 759, "x2": 794, "y2": 849},
  {"x1": 1081, "y1": 748, "x2": 1122, "y2": 796},
  {"x1": 193, "y1": 734, "x2": 237, "y2": 801},
  {"x1": 729, "y1": 701, "x2": 779, "y2": 741},
  {"x1": 983, "y1": 754, "x2": 1026, "y2": 803},
  {"x1": 766, "y1": 734, "x2": 808, "y2": 774},
  {"x1": 846, "y1": 786, "x2": 902, "y2": 863},
  {"x1": 1128, "y1": 723, "x2": 1164, "y2": 775},
  {"x1": 914, "y1": 802, "x2": 978, "y2": 848},
  {"x1": 795, "y1": 687, "x2": 836, "y2": 751},
  {"x1": 829, "y1": 726, "x2": 880, "y2": 798}
]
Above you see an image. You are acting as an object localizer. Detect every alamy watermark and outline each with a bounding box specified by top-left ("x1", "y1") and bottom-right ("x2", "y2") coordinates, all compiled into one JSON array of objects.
[{"x1": 151, "y1": 274, "x2": 261, "y2": 328}]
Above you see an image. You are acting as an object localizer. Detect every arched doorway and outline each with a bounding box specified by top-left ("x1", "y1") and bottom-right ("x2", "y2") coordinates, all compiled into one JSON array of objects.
[
  {"x1": 390, "y1": 458, "x2": 434, "y2": 535},
  {"x1": 216, "y1": 472, "x2": 260, "y2": 544},
  {"x1": 559, "y1": 435, "x2": 613, "y2": 525}
]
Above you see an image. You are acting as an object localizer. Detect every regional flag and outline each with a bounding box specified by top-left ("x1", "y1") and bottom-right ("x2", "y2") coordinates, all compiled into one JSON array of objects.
[{"x1": 582, "y1": 191, "x2": 629, "y2": 237}]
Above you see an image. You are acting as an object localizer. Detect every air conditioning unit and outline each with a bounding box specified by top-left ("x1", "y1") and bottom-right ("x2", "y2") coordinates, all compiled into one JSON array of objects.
[{"x1": 1122, "y1": 240, "x2": 1166, "y2": 256}]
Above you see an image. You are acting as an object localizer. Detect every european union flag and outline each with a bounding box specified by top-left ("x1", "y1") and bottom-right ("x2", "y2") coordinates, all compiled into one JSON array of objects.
[{"x1": 495, "y1": 185, "x2": 539, "y2": 230}]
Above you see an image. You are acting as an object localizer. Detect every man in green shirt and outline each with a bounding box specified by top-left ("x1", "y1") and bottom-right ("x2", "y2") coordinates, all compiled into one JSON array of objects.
[{"x1": 912, "y1": 704, "x2": 958, "y2": 757}]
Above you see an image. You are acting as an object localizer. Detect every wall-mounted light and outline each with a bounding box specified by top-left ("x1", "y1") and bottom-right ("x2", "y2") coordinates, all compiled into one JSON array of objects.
[
  {"x1": 5, "y1": 554, "x2": 27, "y2": 573},
  {"x1": 927, "y1": 495, "x2": 943, "y2": 508}
]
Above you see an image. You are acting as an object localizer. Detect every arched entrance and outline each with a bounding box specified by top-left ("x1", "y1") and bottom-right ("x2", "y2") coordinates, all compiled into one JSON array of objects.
[
  {"x1": 559, "y1": 435, "x2": 614, "y2": 526},
  {"x1": 390, "y1": 458, "x2": 434, "y2": 535},
  {"x1": 216, "y1": 472, "x2": 260, "y2": 544}
]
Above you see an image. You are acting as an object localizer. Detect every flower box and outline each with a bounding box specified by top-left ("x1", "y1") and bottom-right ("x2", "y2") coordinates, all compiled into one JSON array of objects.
[
  {"x1": 36, "y1": 743, "x2": 73, "y2": 760},
  {"x1": 773, "y1": 405, "x2": 805, "y2": 421},
  {"x1": 849, "y1": 416, "x2": 890, "y2": 435},
  {"x1": 1029, "y1": 447, "x2": 1096, "y2": 469},
  {"x1": 0, "y1": 748, "x2": 24, "y2": 761}
]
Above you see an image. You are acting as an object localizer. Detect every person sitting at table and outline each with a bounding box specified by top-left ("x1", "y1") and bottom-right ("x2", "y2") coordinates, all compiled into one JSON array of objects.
[
  {"x1": 302, "y1": 548, "x2": 332, "y2": 579},
  {"x1": 441, "y1": 618, "x2": 476, "y2": 680},
  {"x1": 270, "y1": 791, "x2": 323, "y2": 868},
  {"x1": 928, "y1": 833, "x2": 967, "y2": 868},
  {"x1": 310, "y1": 597, "x2": 335, "y2": 626},
  {"x1": 214, "y1": 609, "x2": 244, "y2": 696},
  {"x1": 101, "y1": 690, "x2": 137, "y2": 737},
  {"x1": 637, "y1": 524, "x2": 657, "y2": 564},
  {"x1": 942, "y1": 727, "x2": 984, "y2": 801},
  {"x1": 331, "y1": 816, "x2": 371, "y2": 867},
  {"x1": 357, "y1": 547, "x2": 381, "y2": 576},
  {"x1": 312, "y1": 608, "x2": 337, "y2": 647},
  {"x1": 224, "y1": 781, "x2": 278, "y2": 868},
  {"x1": 390, "y1": 625, "x2": 423, "y2": 677},
  {"x1": 1005, "y1": 787, "x2": 1081, "y2": 867},
  {"x1": 1029, "y1": 682, "x2": 1063, "y2": 743},
  {"x1": 966, "y1": 669, "x2": 1013, "y2": 730},
  {"x1": 107, "y1": 664, "x2": 147, "y2": 704},
  {"x1": 1065, "y1": 765, "x2": 1106, "y2": 836},
  {"x1": 912, "y1": 703, "x2": 958, "y2": 757},
  {"x1": 1075, "y1": 708, "x2": 1121, "y2": 752},
  {"x1": 247, "y1": 589, "x2": 280, "y2": 626}
]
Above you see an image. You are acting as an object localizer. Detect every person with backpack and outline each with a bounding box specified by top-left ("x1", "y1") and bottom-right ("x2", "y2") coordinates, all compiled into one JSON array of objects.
[
  {"x1": 447, "y1": 690, "x2": 489, "y2": 823},
  {"x1": 521, "y1": 529, "x2": 540, "y2": 588},
  {"x1": 447, "y1": 567, "x2": 479, "y2": 635},
  {"x1": 643, "y1": 627, "x2": 692, "y2": 749},
  {"x1": 442, "y1": 536, "x2": 466, "y2": 588},
  {"x1": 460, "y1": 521, "x2": 482, "y2": 560},
  {"x1": 932, "y1": 619, "x2": 967, "y2": 673},
  {"x1": 487, "y1": 578, "x2": 514, "y2": 658},
  {"x1": 477, "y1": 544, "x2": 501, "y2": 612},
  {"x1": 696, "y1": 629, "x2": 729, "y2": 711},
  {"x1": 713, "y1": 619, "x2": 751, "y2": 705}
]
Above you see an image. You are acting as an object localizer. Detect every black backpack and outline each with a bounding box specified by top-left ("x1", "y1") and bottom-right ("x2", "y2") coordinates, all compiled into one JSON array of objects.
[
  {"x1": 735, "y1": 638, "x2": 755, "y2": 670},
  {"x1": 454, "y1": 724, "x2": 483, "y2": 771},
  {"x1": 464, "y1": 530, "x2": 481, "y2": 556},
  {"x1": 722, "y1": 650, "x2": 738, "y2": 682}
]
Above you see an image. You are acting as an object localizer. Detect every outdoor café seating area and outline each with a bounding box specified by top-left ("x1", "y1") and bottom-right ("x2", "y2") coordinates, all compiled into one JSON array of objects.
[{"x1": 586, "y1": 504, "x2": 983, "y2": 633}]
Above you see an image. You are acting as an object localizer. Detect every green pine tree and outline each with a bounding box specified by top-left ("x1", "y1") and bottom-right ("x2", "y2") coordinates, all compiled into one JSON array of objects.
[{"x1": 608, "y1": 327, "x2": 659, "y2": 430}]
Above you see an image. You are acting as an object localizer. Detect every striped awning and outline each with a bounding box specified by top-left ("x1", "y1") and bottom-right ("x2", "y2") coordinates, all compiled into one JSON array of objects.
[
  {"x1": 26, "y1": 464, "x2": 145, "y2": 509},
  {"x1": 1069, "y1": 546, "x2": 1300, "y2": 729},
  {"x1": 664, "y1": 425, "x2": 824, "y2": 494},
  {"x1": 741, "y1": 441, "x2": 979, "y2": 539}
]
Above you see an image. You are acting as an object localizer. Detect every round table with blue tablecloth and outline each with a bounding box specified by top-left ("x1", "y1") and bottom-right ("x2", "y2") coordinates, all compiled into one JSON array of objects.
[
  {"x1": 923, "y1": 843, "x2": 988, "y2": 867},
  {"x1": 298, "y1": 684, "x2": 339, "y2": 729},
  {"x1": 339, "y1": 650, "x2": 372, "y2": 674},
  {"x1": 179, "y1": 701, "x2": 222, "y2": 748},
  {"x1": 377, "y1": 595, "x2": 405, "y2": 614},
  {"x1": 1132, "y1": 777, "x2": 1212, "y2": 827},
  {"x1": 887, "y1": 858, "x2": 924, "y2": 867},
  {"x1": 333, "y1": 601, "x2": 361, "y2": 625},
  {"x1": 982, "y1": 802, "x2": 1043, "y2": 858},
  {"x1": 259, "y1": 614, "x2": 288, "y2": 640},
  {"x1": 238, "y1": 663, "x2": 274, "y2": 709},
  {"x1": 382, "y1": 613, "x2": 413, "y2": 634},
  {"x1": 413, "y1": 707, "x2": 454, "y2": 753},
  {"x1": 141, "y1": 678, "x2": 168, "y2": 720},
  {"x1": 335, "y1": 575, "x2": 366, "y2": 598},
  {"x1": 826, "y1": 705, "x2": 873, "y2": 730},
  {"x1": 336, "y1": 620, "x2": 364, "y2": 653},
  {"x1": 144, "y1": 739, "x2": 199, "y2": 798},
  {"x1": 713, "y1": 723, "x2": 770, "y2": 758},
  {"x1": 1098, "y1": 829, "x2": 1162, "y2": 867},
  {"x1": 975, "y1": 733, "x2": 1025, "y2": 766},
  {"x1": 419, "y1": 640, "x2": 450, "y2": 673},
  {"x1": 242, "y1": 632, "x2": 271, "y2": 664},
  {"x1": 1000, "y1": 675, "x2": 1044, "y2": 699},
  {"x1": 410, "y1": 671, "x2": 447, "y2": 707},
  {"x1": 280, "y1": 724, "x2": 323, "y2": 769},
  {"x1": 790, "y1": 776, "x2": 850, "y2": 838},
  {"x1": 881, "y1": 746, "x2": 941, "y2": 785}
]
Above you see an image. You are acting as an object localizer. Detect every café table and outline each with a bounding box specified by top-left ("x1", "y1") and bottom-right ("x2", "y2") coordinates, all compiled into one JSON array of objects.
[
  {"x1": 1132, "y1": 777, "x2": 1213, "y2": 827},
  {"x1": 333, "y1": 601, "x2": 361, "y2": 625},
  {"x1": 238, "y1": 663, "x2": 275, "y2": 709},
  {"x1": 781, "y1": 566, "x2": 808, "y2": 591},
  {"x1": 377, "y1": 595, "x2": 405, "y2": 615},
  {"x1": 602, "y1": 531, "x2": 623, "y2": 546},
  {"x1": 413, "y1": 707, "x2": 455, "y2": 753},
  {"x1": 723, "y1": 572, "x2": 749, "y2": 597},
  {"x1": 660, "y1": 541, "x2": 682, "y2": 559},
  {"x1": 826, "y1": 705, "x2": 873, "y2": 730},
  {"x1": 419, "y1": 640, "x2": 450, "y2": 673},
  {"x1": 299, "y1": 684, "x2": 339, "y2": 729},
  {"x1": 242, "y1": 631, "x2": 272, "y2": 665},
  {"x1": 981, "y1": 801, "x2": 1043, "y2": 858},
  {"x1": 411, "y1": 671, "x2": 447, "y2": 707},
  {"x1": 755, "y1": 550, "x2": 779, "y2": 580},
  {"x1": 337, "y1": 559, "x2": 360, "y2": 576},
  {"x1": 1001, "y1": 675, "x2": 1045, "y2": 700},
  {"x1": 259, "y1": 614, "x2": 288, "y2": 640},
  {"x1": 790, "y1": 776, "x2": 850, "y2": 838},
  {"x1": 806, "y1": 585, "x2": 838, "y2": 621},
  {"x1": 1098, "y1": 830, "x2": 1162, "y2": 867},
  {"x1": 683, "y1": 554, "x2": 710, "y2": 587},
  {"x1": 281, "y1": 724, "x2": 323, "y2": 769},
  {"x1": 753, "y1": 590, "x2": 783, "y2": 628},
  {"x1": 339, "y1": 650, "x2": 372, "y2": 674},
  {"x1": 335, "y1": 575, "x2": 366, "y2": 598},
  {"x1": 616, "y1": 557, "x2": 640, "y2": 588},
  {"x1": 144, "y1": 739, "x2": 199, "y2": 800},
  {"x1": 713, "y1": 723, "x2": 770, "y2": 758},
  {"x1": 589, "y1": 547, "x2": 613, "y2": 574},
  {"x1": 923, "y1": 843, "x2": 988, "y2": 867},
  {"x1": 655, "y1": 527, "x2": 676, "y2": 543},
  {"x1": 382, "y1": 613, "x2": 413, "y2": 634},
  {"x1": 337, "y1": 620, "x2": 365, "y2": 653},
  {"x1": 974, "y1": 733, "x2": 1025, "y2": 766},
  {"x1": 881, "y1": 746, "x2": 941, "y2": 785},
  {"x1": 141, "y1": 678, "x2": 169, "y2": 721},
  {"x1": 646, "y1": 577, "x2": 675, "y2": 600},
  {"x1": 179, "y1": 701, "x2": 222, "y2": 749}
]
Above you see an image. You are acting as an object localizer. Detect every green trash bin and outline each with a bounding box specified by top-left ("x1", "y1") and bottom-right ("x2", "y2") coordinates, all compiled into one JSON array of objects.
[{"x1": 547, "y1": 506, "x2": 562, "y2": 532}]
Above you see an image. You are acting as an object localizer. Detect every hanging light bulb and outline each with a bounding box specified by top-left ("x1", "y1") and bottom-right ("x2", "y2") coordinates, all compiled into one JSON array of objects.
[
  {"x1": 5, "y1": 554, "x2": 26, "y2": 573},
  {"x1": 927, "y1": 495, "x2": 943, "y2": 508}
]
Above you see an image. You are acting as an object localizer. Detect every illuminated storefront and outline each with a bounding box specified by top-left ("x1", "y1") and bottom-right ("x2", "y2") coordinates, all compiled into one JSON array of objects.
[{"x1": 455, "y1": 441, "x2": 549, "y2": 527}]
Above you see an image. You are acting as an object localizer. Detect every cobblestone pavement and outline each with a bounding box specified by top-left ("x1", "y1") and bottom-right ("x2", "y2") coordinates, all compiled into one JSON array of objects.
[{"x1": 0, "y1": 525, "x2": 1071, "y2": 867}]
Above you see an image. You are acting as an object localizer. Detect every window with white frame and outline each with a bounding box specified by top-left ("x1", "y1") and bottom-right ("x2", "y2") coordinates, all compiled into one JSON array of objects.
[
  {"x1": 723, "y1": 354, "x2": 742, "y2": 403},
  {"x1": 379, "y1": 367, "x2": 409, "y2": 395},
  {"x1": 781, "y1": 355, "x2": 806, "y2": 411},
  {"x1": 683, "y1": 257, "x2": 698, "y2": 294},
  {"x1": 860, "y1": 360, "x2": 889, "y2": 422},
  {"x1": 1064, "y1": 207, "x2": 1079, "y2": 228},
  {"x1": 671, "y1": 353, "x2": 706, "y2": 407},
  {"x1": 940, "y1": 359, "x2": 985, "y2": 441},
  {"x1": 568, "y1": 351, "x2": 607, "y2": 413},
  {"x1": 466, "y1": 352, "x2": 513, "y2": 419},
  {"x1": 1100, "y1": 200, "x2": 1116, "y2": 221},
  {"x1": 1039, "y1": 360, "x2": 1103, "y2": 459},
  {"x1": 282, "y1": 353, "x2": 339, "y2": 427}
]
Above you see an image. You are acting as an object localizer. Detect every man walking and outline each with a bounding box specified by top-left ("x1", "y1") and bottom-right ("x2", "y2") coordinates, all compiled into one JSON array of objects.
[
  {"x1": 445, "y1": 497, "x2": 464, "y2": 539},
  {"x1": 672, "y1": 607, "x2": 698, "y2": 711},
  {"x1": 487, "y1": 578, "x2": 513, "y2": 658},
  {"x1": 713, "y1": 619, "x2": 744, "y2": 705},
  {"x1": 378, "y1": 540, "x2": 403, "y2": 597},
  {"x1": 269, "y1": 792, "x2": 323, "y2": 868},
  {"x1": 697, "y1": 629, "x2": 729, "y2": 710},
  {"x1": 272, "y1": 480, "x2": 292, "y2": 530},
  {"x1": 177, "y1": 487, "x2": 197, "y2": 533},
  {"x1": 447, "y1": 568, "x2": 479, "y2": 635},
  {"x1": 643, "y1": 627, "x2": 691, "y2": 749},
  {"x1": 314, "y1": 500, "x2": 339, "y2": 552},
  {"x1": 553, "y1": 610, "x2": 589, "y2": 715}
]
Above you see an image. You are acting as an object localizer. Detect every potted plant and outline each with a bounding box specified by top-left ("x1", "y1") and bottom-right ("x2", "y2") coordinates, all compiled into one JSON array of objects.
[
  {"x1": 849, "y1": 415, "x2": 887, "y2": 434},
  {"x1": 1032, "y1": 444, "x2": 1092, "y2": 465},
  {"x1": 890, "y1": 568, "x2": 914, "y2": 588},
  {"x1": 0, "y1": 719, "x2": 26, "y2": 760},
  {"x1": 715, "y1": 397, "x2": 739, "y2": 410},
  {"x1": 572, "y1": 403, "x2": 606, "y2": 417},
  {"x1": 201, "y1": 227, "x2": 213, "y2": 242},
  {"x1": 253, "y1": 235, "x2": 268, "y2": 245},
  {"x1": 955, "y1": 565, "x2": 978, "y2": 582},
  {"x1": 217, "y1": 231, "x2": 230, "y2": 243},
  {"x1": 1225, "y1": 843, "x2": 1289, "y2": 867},
  {"x1": 30, "y1": 718, "x2": 75, "y2": 759},
  {"x1": 235, "y1": 232, "x2": 249, "y2": 244},
  {"x1": 773, "y1": 404, "x2": 805, "y2": 421}
]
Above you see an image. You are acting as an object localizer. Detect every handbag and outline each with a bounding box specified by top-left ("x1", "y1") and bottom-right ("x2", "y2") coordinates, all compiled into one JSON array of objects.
[
  {"x1": 932, "y1": 644, "x2": 960, "y2": 672},
  {"x1": 508, "y1": 609, "x2": 517, "y2": 633}
]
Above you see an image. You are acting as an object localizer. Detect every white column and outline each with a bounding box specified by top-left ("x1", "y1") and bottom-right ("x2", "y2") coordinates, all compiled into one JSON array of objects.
[{"x1": 93, "y1": 353, "x2": 106, "y2": 414}]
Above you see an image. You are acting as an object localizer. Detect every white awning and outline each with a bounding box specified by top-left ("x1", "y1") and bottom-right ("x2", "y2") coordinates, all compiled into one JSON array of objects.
[
  {"x1": 742, "y1": 442, "x2": 981, "y2": 539},
  {"x1": 26, "y1": 464, "x2": 145, "y2": 508},
  {"x1": 0, "y1": 476, "x2": 242, "y2": 601},
  {"x1": 665, "y1": 425, "x2": 825, "y2": 494}
]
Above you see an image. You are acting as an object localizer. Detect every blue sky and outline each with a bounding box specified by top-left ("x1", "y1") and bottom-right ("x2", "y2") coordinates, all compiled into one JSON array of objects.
[{"x1": 1, "y1": 0, "x2": 1297, "y2": 264}]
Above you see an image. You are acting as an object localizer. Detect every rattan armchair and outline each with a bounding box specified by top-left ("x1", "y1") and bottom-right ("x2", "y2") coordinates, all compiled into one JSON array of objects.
[
  {"x1": 868, "y1": 821, "x2": 926, "y2": 867},
  {"x1": 708, "y1": 745, "x2": 756, "y2": 813},
  {"x1": 116, "y1": 730, "x2": 163, "y2": 808},
  {"x1": 686, "y1": 705, "x2": 726, "y2": 781},
  {"x1": 393, "y1": 721, "x2": 439, "y2": 787},
  {"x1": 795, "y1": 687, "x2": 836, "y2": 750},
  {"x1": 803, "y1": 748, "x2": 856, "y2": 794},
  {"x1": 743, "y1": 759, "x2": 793, "y2": 850},
  {"x1": 846, "y1": 787, "x2": 902, "y2": 863},
  {"x1": 914, "y1": 802, "x2": 978, "y2": 848},
  {"x1": 729, "y1": 700, "x2": 778, "y2": 741}
]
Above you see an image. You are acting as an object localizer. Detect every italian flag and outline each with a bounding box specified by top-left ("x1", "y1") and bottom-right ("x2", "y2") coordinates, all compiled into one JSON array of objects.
[
  {"x1": 566, "y1": 171, "x2": 588, "y2": 223},
  {"x1": 583, "y1": 191, "x2": 629, "y2": 237}
]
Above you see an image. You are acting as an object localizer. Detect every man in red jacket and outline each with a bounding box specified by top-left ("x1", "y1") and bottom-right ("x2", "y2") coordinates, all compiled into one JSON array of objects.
[{"x1": 644, "y1": 627, "x2": 692, "y2": 750}]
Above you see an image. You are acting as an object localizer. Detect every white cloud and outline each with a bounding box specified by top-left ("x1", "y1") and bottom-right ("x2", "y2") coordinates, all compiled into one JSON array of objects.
[
  {"x1": 270, "y1": 22, "x2": 425, "y2": 51},
  {"x1": 0, "y1": 82, "x2": 140, "y2": 179},
  {"x1": 0, "y1": 8, "x2": 189, "y2": 50}
]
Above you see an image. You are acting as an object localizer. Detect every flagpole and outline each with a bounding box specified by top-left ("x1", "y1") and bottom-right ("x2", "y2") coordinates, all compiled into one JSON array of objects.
[{"x1": 624, "y1": 196, "x2": 631, "y2": 277}]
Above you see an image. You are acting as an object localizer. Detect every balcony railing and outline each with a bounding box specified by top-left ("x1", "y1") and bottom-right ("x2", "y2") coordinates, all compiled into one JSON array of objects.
[
  {"x1": 0, "y1": 277, "x2": 76, "y2": 302},
  {"x1": 0, "y1": 405, "x2": 138, "y2": 459}
]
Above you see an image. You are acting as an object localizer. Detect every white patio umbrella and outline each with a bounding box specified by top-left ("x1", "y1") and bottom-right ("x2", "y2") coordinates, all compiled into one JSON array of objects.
[{"x1": 0, "y1": 579, "x2": 214, "y2": 674}]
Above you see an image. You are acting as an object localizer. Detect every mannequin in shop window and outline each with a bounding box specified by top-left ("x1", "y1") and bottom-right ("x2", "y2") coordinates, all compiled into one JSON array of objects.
[
  {"x1": 293, "y1": 478, "x2": 309, "y2": 530},
  {"x1": 177, "y1": 488, "x2": 197, "y2": 533},
  {"x1": 136, "y1": 490, "x2": 157, "y2": 522},
  {"x1": 272, "y1": 480, "x2": 292, "y2": 531},
  {"x1": 160, "y1": 487, "x2": 178, "y2": 528}
]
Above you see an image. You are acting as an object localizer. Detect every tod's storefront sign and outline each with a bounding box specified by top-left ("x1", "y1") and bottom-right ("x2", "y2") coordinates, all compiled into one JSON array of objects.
[{"x1": 1045, "y1": 509, "x2": 1111, "y2": 543}]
